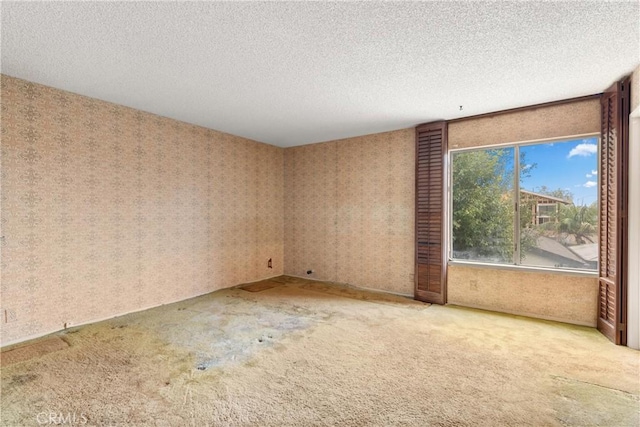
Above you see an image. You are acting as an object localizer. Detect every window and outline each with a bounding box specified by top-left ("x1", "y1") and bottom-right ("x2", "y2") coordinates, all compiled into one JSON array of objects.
[
  {"x1": 536, "y1": 204, "x2": 558, "y2": 224},
  {"x1": 450, "y1": 136, "x2": 599, "y2": 272}
]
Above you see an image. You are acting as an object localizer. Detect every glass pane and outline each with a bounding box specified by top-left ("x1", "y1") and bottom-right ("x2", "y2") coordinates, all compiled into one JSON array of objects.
[
  {"x1": 451, "y1": 148, "x2": 515, "y2": 264},
  {"x1": 519, "y1": 138, "x2": 598, "y2": 271}
]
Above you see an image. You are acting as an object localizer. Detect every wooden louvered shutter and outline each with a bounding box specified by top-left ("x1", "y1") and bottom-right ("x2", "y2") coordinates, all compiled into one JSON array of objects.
[
  {"x1": 415, "y1": 121, "x2": 447, "y2": 304},
  {"x1": 598, "y1": 78, "x2": 630, "y2": 345}
]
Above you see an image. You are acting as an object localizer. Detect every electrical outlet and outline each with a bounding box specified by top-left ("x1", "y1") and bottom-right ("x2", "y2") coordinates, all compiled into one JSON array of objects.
[{"x1": 4, "y1": 308, "x2": 17, "y2": 323}]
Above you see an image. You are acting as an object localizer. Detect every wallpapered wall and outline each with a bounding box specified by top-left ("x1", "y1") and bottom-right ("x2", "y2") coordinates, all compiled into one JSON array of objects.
[
  {"x1": 285, "y1": 99, "x2": 601, "y2": 325},
  {"x1": 448, "y1": 98, "x2": 601, "y2": 325},
  {"x1": 1, "y1": 75, "x2": 284, "y2": 345},
  {"x1": 284, "y1": 130, "x2": 415, "y2": 295},
  {"x1": 448, "y1": 97, "x2": 601, "y2": 149},
  {"x1": 0, "y1": 74, "x2": 610, "y2": 344}
]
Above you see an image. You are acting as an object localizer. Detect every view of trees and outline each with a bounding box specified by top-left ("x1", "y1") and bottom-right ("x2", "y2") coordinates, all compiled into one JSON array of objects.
[
  {"x1": 451, "y1": 149, "x2": 515, "y2": 263},
  {"x1": 542, "y1": 202, "x2": 598, "y2": 245},
  {"x1": 531, "y1": 185, "x2": 574, "y2": 203},
  {"x1": 452, "y1": 147, "x2": 598, "y2": 269}
]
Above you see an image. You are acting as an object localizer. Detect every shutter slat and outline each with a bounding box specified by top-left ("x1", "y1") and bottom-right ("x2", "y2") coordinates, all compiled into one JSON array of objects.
[
  {"x1": 415, "y1": 121, "x2": 447, "y2": 305},
  {"x1": 597, "y1": 78, "x2": 630, "y2": 345}
]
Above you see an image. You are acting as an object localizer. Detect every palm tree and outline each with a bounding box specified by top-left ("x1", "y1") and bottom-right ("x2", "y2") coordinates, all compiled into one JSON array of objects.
[{"x1": 545, "y1": 203, "x2": 597, "y2": 244}]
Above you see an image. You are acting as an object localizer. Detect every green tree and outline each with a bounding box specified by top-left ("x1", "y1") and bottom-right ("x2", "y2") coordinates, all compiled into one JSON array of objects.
[
  {"x1": 545, "y1": 202, "x2": 598, "y2": 244},
  {"x1": 452, "y1": 149, "x2": 514, "y2": 262},
  {"x1": 518, "y1": 205, "x2": 539, "y2": 261},
  {"x1": 534, "y1": 185, "x2": 573, "y2": 203}
]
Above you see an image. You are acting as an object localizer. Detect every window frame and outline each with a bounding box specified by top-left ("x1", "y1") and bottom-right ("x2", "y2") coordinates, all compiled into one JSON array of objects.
[
  {"x1": 446, "y1": 133, "x2": 600, "y2": 276},
  {"x1": 536, "y1": 203, "x2": 558, "y2": 224}
]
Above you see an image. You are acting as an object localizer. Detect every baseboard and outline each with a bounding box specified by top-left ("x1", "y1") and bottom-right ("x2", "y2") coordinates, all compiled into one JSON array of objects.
[
  {"x1": 1, "y1": 274, "x2": 283, "y2": 349},
  {"x1": 446, "y1": 301, "x2": 596, "y2": 327},
  {"x1": 283, "y1": 274, "x2": 414, "y2": 298}
]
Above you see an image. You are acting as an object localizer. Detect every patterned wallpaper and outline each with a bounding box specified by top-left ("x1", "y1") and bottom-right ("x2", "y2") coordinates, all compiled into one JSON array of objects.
[
  {"x1": 284, "y1": 99, "x2": 601, "y2": 324},
  {"x1": 1, "y1": 75, "x2": 284, "y2": 345},
  {"x1": 284, "y1": 142, "x2": 338, "y2": 284},
  {"x1": 448, "y1": 265, "x2": 598, "y2": 326},
  {"x1": 284, "y1": 130, "x2": 415, "y2": 295},
  {"x1": 1, "y1": 73, "x2": 610, "y2": 344},
  {"x1": 447, "y1": 98, "x2": 600, "y2": 326},
  {"x1": 448, "y1": 98, "x2": 600, "y2": 149}
]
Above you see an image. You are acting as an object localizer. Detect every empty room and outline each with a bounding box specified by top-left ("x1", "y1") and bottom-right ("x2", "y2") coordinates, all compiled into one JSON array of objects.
[{"x1": 1, "y1": 2, "x2": 639, "y2": 426}]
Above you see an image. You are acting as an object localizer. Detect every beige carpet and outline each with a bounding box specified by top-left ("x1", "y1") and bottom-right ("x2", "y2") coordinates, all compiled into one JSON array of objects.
[
  {"x1": 1, "y1": 337, "x2": 69, "y2": 367},
  {"x1": 1, "y1": 276, "x2": 638, "y2": 426}
]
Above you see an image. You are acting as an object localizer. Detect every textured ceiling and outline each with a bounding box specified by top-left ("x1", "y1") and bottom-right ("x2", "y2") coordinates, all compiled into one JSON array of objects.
[{"x1": 2, "y1": 2, "x2": 638, "y2": 147}]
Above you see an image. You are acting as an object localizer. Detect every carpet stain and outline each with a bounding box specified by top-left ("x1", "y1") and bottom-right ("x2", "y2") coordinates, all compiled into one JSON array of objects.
[
  {"x1": 1, "y1": 336, "x2": 69, "y2": 367},
  {"x1": 239, "y1": 279, "x2": 283, "y2": 293},
  {"x1": 8, "y1": 373, "x2": 39, "y2": 386},
  {"x1": 552, "y1": 375, "x2": 640, "y2": 426},
  {"x1": 1, "y1": 276, "x2": 638, "y2": 426}
]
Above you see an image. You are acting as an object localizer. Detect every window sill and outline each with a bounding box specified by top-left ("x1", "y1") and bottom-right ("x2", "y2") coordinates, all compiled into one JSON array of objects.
[{"x1": 447, "y1": 260, "x2": 598, "y2": 277}]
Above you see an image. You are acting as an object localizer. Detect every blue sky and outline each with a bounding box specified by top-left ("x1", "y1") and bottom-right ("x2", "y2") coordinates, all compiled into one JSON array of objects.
[{"x1": 520, "y1": 137, "x2": 599, "y2": 206}]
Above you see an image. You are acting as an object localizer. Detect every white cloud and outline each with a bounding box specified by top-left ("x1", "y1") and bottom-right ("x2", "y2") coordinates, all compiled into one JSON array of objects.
[
  {"x1": 568, "y1": 143, "x2": 597, "y2": 158},
  {"x1": 522, "y1": 164, "x2": 532, "y2": 170},
  {"x1": 583, "y1": 180, "x2": 597, "y2": 188},
  {"x1": 591, "y1": 169, "x2": 597, "y2": 175},
  {"x1": 586, "y1": 173, "x2": 592, "y2": 178}
]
